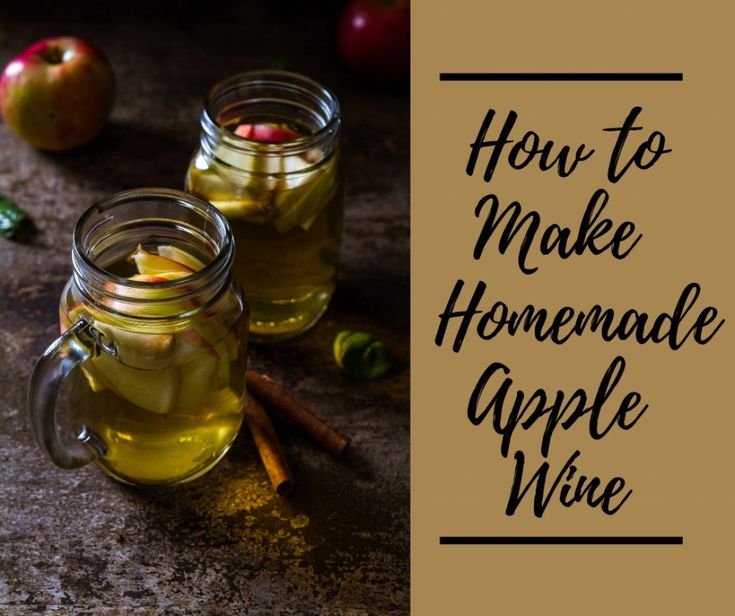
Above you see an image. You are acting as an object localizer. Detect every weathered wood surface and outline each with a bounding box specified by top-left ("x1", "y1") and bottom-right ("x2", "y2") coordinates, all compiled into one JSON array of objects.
[{"x1": 0, "y1": 5, "x2": 408, "y2": 614}]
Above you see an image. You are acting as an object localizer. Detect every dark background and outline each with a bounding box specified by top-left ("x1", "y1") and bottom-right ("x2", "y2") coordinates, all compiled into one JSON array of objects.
[{"x1": 0, "y1": 3, "x2": 409, "y2": 614}]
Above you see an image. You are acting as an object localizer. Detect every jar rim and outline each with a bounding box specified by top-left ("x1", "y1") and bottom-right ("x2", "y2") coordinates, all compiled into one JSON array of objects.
[
  {"x1": 201, "y1": 69, "x2": 341, "y2": 156},
  {"x1": 72, "y1": 187, "x2": 235, "y2": 319}
]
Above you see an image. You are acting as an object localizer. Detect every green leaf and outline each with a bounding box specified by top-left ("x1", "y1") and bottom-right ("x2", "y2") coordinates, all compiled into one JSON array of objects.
[
  {"x1": 333, "y1": 330, "x2": 397, "y2": 381},
  {"x1": 0, "y1": 195, "x2": 29, "y2": 238}
]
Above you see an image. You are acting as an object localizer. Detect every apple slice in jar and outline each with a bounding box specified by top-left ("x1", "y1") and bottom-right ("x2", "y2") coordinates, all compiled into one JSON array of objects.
[
  {"x1": 176, "y1": 353, "x2": 218, "y2": 414},
  {"x1": 93, "y1": 350, "x2": 179, "y2": 414},
  {"x1": 174, "y1": 327, "x2": 219, "y2": 363},
  {"x1": 205, "y1": 387, "x2": 244, "y2": 417},
  {"x1": 80, "y1": 243, "x2": 236, "y2": 414},
  {"x1": 212, "y1": 141, "x2": 283, "y2": 180},
  {"x1": 133, "y1": 244, "x2": 209, "y2": 277},
  {"x1": 188, "y1": 164, "x2": 274, "y2": 224},
  {"x1": 131, "y1": 245, "x2": 195, "y2": 276},
  {"x1": 93, "y1": 258, "x2": 195, "y2": 370},
  {"x1": 100, "y1": 272, "x2": 195, "y2": 318},
  {"x1": 213, "y1": 340, "x2": 233, "y2": 389},
  {"x1": 273, "y1": 157, "x2": 338, "y2": 233},
  {"x1": 273, "y1": 152, "x2": 315, "y2": 203},
  {"x1": 201, "y1": 294, "x2": 242, "y2": 388},
  {"x1": 132, "y1": 243, "x2": 208, "y2": 275},
  {"x1": 104, "y1": 270, "x2": 191, "y2": 298},
  {"x1": 73, "y1": 298, "x2": 178, "y2": 376},
  {"x1": 89, "y1": 305, "x2": 178, "y2": 413},
  {"x1": 234, "y1": 123, "x2": 300, "y2": 143},
  {"x1": 98, "y1": 310, "x2": 216, "y2": 373},
  {"x1": 208, "y1": 198, "x2": 273, "y2": 224},
  {"x1": 222, "y1": 122, "x2": 299, "y2": 187},
  {"x1": 170, "y1": 326, "x2": 223, "y2": 414},
  {"x1": 125, "y1": 245, "x2": 229, "y2": 372},
  {"x1": 94, "y1": 322, "x2": 176, "y2": 371},
  {"x1": 157, "y1": 245, "x2": 206, "y2": 272}
]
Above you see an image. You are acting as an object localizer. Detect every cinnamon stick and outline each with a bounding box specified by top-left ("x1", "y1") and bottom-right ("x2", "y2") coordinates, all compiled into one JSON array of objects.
[
  {"x1": 246, "y1": 371, "x2": 351, "y2": 456},
  {"x1": 245, "y1": 391, "x2": 294, "y2": 495}
]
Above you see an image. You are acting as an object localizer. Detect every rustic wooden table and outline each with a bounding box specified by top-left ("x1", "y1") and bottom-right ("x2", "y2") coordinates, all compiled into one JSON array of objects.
[{"x1": 0, "y1": 4, "x2": 409, "y2": 614}]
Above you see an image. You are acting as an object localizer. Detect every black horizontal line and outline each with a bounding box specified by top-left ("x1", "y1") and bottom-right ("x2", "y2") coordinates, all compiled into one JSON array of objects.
[
  {"x1": 440, "y1": 536, "x2": 683, "y2": 545},
  {"x1": 439, "y1": 72, "x2": 683, "y2": 82}
]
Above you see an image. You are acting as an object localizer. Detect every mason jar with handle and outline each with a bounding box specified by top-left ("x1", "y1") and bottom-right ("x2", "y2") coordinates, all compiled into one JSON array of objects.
[
  {"x1": 185, "y1": 70, "x2": 344, "y2": 341},
  {"x1": 28, "y1": 188, "x2": 248, "y2": 486}
]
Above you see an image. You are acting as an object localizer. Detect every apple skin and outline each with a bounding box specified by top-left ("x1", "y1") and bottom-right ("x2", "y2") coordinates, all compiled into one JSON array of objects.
[
  {"x1": 235, "y1": 123, "x2": 300, "y2": 142},
  {"x1": 0, "y1": 36, "x2": 115, "y2": 151},
  {"x1": 336, "y1": 0, "x2": 410, "y2": 84}
]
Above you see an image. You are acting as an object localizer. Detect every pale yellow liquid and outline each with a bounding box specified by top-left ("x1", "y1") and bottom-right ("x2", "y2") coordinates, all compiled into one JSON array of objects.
[
  {"x1": 62, "y1": 276, "x2": 247, "y2": 485},
  {"x1": 186, "y1": 146, "x2": 344, "y2": 341},
  {"x1": 71, "y1": 369, "x2": 245, "y2": 485},
  {"x1": 228, "y1": 191, "x2": 342, "y2": 338}
]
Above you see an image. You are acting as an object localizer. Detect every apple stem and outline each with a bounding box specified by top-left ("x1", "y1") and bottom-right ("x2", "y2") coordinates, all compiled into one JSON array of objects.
[{"x1": 41, "y1": 46, "x2": 65, "y2": 65}]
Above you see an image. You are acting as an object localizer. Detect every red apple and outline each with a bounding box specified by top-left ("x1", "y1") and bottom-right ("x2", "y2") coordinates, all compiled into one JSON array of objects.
[
  {"x1": 336, "y1": 0, "x2": 410, "y2": 83},
  {"x1": 0, "y1": 36, "x2": 115, "y2": 151}
]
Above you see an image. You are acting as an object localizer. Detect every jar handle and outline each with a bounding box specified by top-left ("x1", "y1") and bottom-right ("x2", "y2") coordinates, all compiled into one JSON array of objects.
[{"x1": 28, "y1": 317, "x2": 101, "y2": 469}]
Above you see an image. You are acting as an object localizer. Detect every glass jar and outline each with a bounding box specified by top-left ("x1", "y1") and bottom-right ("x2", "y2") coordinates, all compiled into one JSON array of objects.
[
  {"x1": 28, "y1": 188, "x2": 248, "y2": 486},
  {"x1": 185, "y1": 70, "x2": 344, "y2": 341}
]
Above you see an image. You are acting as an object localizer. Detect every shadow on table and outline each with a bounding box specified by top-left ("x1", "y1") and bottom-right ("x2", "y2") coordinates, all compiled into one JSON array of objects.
[
  {"x1": 38, "y1": 120, "x2": 197, "y2": 194},
  {"x1": 109, "y1": 423, "x2": 408, "y2": 608},
  {"x1": 7, "y1": 217, "x2": 43, "y2": 246},
  {"x1": 332, "y1": 273, "x2": 409, "y2": 331}
]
